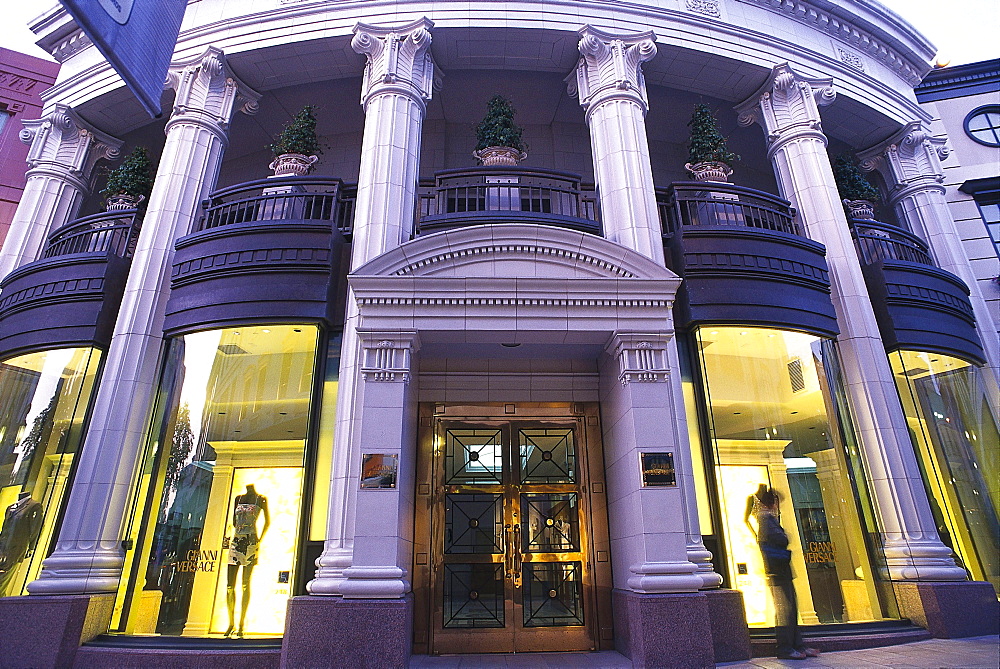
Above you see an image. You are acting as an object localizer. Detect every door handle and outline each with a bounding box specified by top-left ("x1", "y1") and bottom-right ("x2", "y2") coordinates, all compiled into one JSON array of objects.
[
  {"x1": 513, "y1": 523, "x2": 522, "y2": 587},
  {"x1": 504, "y1": 524, "x2": 512, "y2": 579}
]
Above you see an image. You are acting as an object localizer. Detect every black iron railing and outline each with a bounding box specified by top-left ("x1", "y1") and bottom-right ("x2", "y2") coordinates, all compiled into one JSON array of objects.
[
  {"x1": 416, "y1": 167, "x2": 600, "y2": 234},
  {"x1": 659, "y1": 182, "x2": 800, "y2": 236},
  {"x1": 43, "y1": 209, "x2": 141, "y2": 259},
  {"x1": 197, "y1": 176, "x2": 352, "y2": 233},
  {"x1": 850, "y1": 219, "x2": 934, "y2": 266}
]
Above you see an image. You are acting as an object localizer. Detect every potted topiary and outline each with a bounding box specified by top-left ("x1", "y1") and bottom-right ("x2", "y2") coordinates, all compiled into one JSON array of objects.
[
  {"x1": 101, "y1": 146, "x2": 154, "y2": 210},
  {"x1": 833, "y1": 155, "x2": 880, "y2": 220},
  {"x1": 269, "y1": 105, "x2": 321, "y2": 177},
  {"x1": 473, "y1": 95, "x2": 528, "y2": 166},
  {"x1": 685, "y1": 103, "x2": 739, "y2": 182}
]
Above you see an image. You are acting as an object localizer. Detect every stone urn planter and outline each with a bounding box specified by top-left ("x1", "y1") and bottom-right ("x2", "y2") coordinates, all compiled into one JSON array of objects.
[
  {"x1": 269, "y1": 153, "x2": 319, "y2": 177},
  {"x1": 844, "y1": 199, "x2": 876, "y2": 221},
  {"x1": 105, "y1": 193, "x2": 145, "y2": 211},
  {"x1": 473, "y1": 145, "x2": 528, "y2": 167},
  {"x1": 685, "y1": 161, "x2": 733, "y2": 183}
]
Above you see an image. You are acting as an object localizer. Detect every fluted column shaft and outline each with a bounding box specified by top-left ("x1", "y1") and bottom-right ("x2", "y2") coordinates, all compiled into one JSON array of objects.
[
  {"x1": 573, "y1": 27, "x2": 664, "y2": 265},
  {"x1": 310, "y1": 18, "x2": 434, "y2": 597},
  {"x1": 860, "y1": 124, "x2": 1000, "y2": 407},
  {"x1": 0, "y1": 106, "x2": 121, "y2": 281},
  {"x1": 736, "y1": 64, "x2": 966, "y2": 581},
  {"x1": 29, "y1": 48, "x2": 260, "y2": 595}
]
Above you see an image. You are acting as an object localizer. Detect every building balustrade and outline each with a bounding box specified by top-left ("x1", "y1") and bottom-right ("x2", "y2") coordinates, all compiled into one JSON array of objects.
[
  {"x1": 659, "y1": 182, "x2": 800, "y2": 237},
  {"x1": 42, "y1": 209, "x2": 141, "y2": 259},
  {"x1": 198, "y1": 176, "x2": 353, "y2": 234},
  {"x1": 849, "y1": 219, "x2": 935, "y2": 266},
  {"x1": 416, "y1": 167, "x2": 600, "y2": 235}
]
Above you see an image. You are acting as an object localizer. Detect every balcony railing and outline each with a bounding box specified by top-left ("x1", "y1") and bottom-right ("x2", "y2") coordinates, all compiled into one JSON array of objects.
[
  {"x1": 659, "y1": 182, "x2": 800, "y2": 236},
  {"x1": 197, "y1": 176, "x2": 351, "y2": 233},
  {"x1": 416, "y1": 167, "x2": 600, "y2": 235},
  {"x1": 850, "y1": 219, "x2": 934, "y2": 266},
  {"x1": 42, "y1": 209, "x2": 141, "y2": 259}
]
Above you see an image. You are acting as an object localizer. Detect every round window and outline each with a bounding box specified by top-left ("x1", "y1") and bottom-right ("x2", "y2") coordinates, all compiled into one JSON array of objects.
[{"x1": 964, "y1": 106, "x2": 1000, "y2": 147}]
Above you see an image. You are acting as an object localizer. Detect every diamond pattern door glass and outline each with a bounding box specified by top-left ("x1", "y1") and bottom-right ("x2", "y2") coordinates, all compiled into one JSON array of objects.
[
  {"x1": 522, "y1": 494, "x2": 579, "y2": 552},
  {"x1": 519, "y1": 428, "x2": 576, "y2": 483},
  {"x1": 445, "y1": 494, "x2": 503, "y2": 554},
  {"x1": 446, "y1": 429, "x2": 504, "y2": 484},
  {"x1": 443, "y1": 563, "x2": 505, "y2": 628},
  {"x1": 522, "y1": 562, "x2": 585, "y2": 627}
]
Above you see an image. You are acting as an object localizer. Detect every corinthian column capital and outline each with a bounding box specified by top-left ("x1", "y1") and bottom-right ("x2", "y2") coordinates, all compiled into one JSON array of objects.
[
  {"x1": 735, "y1": 63, "x2": 836, "y2": 152},
  {"x1": 19, "y1": 104, "x2": 123, "y2": 189},
  {"x1": 858, "y1": 120, "x2": 950, "y2": 203},
  {"x1": 353, "y1": 18, "x2": 435, "y2": 111},
  {"x1": 570, "y1": 26, "x2": 657, "y2": 117},
  {"x1": 166, "y1": 47, "x2": 261, "y2": 140}
]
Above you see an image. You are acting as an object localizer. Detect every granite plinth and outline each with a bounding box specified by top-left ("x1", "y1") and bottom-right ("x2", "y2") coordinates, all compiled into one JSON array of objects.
[
  {"x1": 612, "y1": 589, "x2": 714, "y2": 668},
  {"x1": 72, "y1": 646, "x2": 280, "y2": 668},
  {"x1": 704, "y1": 588, "x2": 751, "y2": 662},
  {"x1": 281, "y1": 595, "x2": 412, "y2": 668},
  {"x1": 894, "y1": 581, "x2": 1000, "y2": 638},
  {"x1": 0, "y1": 594, "x2": 113, "y2": 668}
]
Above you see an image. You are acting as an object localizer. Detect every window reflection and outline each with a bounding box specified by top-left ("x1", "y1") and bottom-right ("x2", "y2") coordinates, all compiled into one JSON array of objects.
[
  {"x1": 120, "y1": 325, "x2": 319, "y2": 638},
  {"x1": 891, "y1": 350, "x2": 1000, "y2": 594},
  {"x1": 695, "y1": 327, "x2": 890, "y2": 626},
  {"x1": 0, "y1": 347, "x2": 102, "y2": 597}
]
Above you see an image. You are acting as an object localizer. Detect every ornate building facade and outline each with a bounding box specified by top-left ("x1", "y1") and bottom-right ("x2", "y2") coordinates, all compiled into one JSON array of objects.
[{"x1": 0, "y1": 2, "x2": 996, "y2": 666}]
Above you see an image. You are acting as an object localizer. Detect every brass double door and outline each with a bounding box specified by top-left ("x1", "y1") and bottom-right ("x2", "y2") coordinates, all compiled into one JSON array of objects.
[{"x1": 414, "y1": 404, "x2": 612, "y2": 655}]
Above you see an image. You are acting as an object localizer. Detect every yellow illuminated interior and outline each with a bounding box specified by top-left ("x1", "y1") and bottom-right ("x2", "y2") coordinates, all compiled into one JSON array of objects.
[{"x1": 696, "y1": 326, "x2": 888, "y2": 626}]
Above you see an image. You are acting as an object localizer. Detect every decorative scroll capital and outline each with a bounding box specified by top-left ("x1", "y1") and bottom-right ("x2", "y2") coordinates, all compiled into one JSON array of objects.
[
  {"x1": 606, "y1": 332, "x2": 672, "y2": 385},
  {"x1": 359, "y1": 330, "x2": 420, "y2": 383},
  {"x1": 353, "y1": 18, "x2": 435, "y2": 111},
  {"x1": 858, "y1": 121, "x2": 949, "y2": 202},
  {"x1": 19, "y1": 104, "x2": 123, "y2": 190},
  {"x1": 571, "y1": 26, "x2": 657, "y2": 117},
  {"x1": 166, "y1": 47, "x2": 261, "y2": 139},
  {"x1": 735, "y1": 63, "x2": 835, "y2": 150}
]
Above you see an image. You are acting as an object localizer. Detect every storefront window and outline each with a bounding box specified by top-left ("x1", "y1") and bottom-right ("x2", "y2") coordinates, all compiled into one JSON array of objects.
[
  {"x1": 0, "y1": 347, "x2": 102, "y2": 596},
  {"x1": 117, "y1": 325, "x2": 320, "y2": 638},
  {"x1": 695, "y1": 327, "x2": 891, "y2": 627},
  {"x1": 890, "y1": 350, "x2": 1000, "y2": 594}
]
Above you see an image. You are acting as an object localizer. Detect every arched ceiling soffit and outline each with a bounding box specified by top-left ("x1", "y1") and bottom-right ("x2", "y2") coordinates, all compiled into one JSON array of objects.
[
  {"x1": 59, "y1": 7, "x2": 923, "y2": 144},
  {"x1": 353, "y1": 224, "x2": 678, "y2": 282}
]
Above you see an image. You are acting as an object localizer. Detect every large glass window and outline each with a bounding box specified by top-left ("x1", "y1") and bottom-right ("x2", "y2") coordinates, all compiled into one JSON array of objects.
[
  {"x1": 116, "y1": 325, "x2": 320, "y2": 638},
  {"x1": 0, "y1": 347, "x2": 103, "y2": 596},
  {"x1": 694, "y1": 327, "x2": 893, "y2": 627},
  {"x1": 890, "y1": 350, "x2": 1000, "y2": 594}
]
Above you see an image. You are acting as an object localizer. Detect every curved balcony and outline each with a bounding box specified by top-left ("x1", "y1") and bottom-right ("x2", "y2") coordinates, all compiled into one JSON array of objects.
[
  {"x1": 850, "y1": 218, "x2": 984, "y2": 363},
  {"x1": 164, "y1": 177, "x2": 349, "y2": 334},
  {"x1": 659, "y1": 182, "x2": 837, "y2": 336},
  {"x1": 0, "y1": 210, "x2": 140, "y2": 357},
  {"x1": 416, "y1": 167, "x2": 600, "y2": 235}
]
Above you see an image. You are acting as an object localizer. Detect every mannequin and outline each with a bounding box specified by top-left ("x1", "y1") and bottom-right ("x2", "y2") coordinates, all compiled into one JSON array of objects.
[
  {"x1": 0, "y1": 491, "x2": 44, "y2": 596},
  {"x1": 225, "y1": 484, "x2": 269, "y2": 637},
  {"x1": 744, "y1": 483, "x2": 769, "y2": 539}
]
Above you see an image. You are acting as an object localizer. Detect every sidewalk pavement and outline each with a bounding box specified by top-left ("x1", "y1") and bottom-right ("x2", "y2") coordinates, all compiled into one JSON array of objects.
[{"x1": 409, "y1": 635, "x2": 1000, "y2": 668}]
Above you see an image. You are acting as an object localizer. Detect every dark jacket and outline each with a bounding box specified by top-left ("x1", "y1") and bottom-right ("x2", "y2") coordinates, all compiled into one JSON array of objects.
[{"x1": 758, "y1": 512, "x2": 793, "y2": 581}]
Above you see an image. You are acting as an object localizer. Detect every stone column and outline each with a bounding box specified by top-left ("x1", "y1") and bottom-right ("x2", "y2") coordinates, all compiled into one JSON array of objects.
[
  {"x1": 571, "y1": 26, "x2": 664, "y2": 265},
  {"x1": 0, "y1": 105, "x2": 121, "y2": 281},
  {"x1": 859, "y1": 123, "x2": 1000, "y2": 404},
  {"x1": 309, "y1": 18, "x2": 434, "y2": 599},
  {"x1": 735, "y1": 64, "x2": 966, "y2": 583},
  {"x1": 28, "y1": 47, "x2": 260, "y2": 595}
]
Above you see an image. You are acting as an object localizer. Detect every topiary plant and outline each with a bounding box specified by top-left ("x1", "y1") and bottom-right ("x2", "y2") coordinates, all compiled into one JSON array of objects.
[
  {"x1": 100, "y1": 146, "x2": 154, "y2": 200},
  {"x1": 475, "y1": 95, "x2": 526, "y2": 152},
  {"x1": 687, "y1": 103, "x2": 739, "y2": 165},
  {"x1": 270, "y1": 105, "x2": 322, "y2": 157},
  {"x1": 832, "y1": 154, "x2": 880, "y2": 202}
]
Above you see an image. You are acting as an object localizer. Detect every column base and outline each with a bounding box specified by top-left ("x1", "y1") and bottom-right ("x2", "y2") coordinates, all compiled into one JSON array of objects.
[
  {"x1": 893, "y1": 581, "x2": 1000, "y2": 638},
  {"x1": 704, "y1": 589, "x2": 751, "y2": 662},
  {"x1": 281, "y1": 595, "x2": 412, "y2": 668},
  {"x1": 0, "y1": 594, "x2": 114, "y2": 668},
  {"x1": 612, "y1": 589, "x2": 714, "y2": 668}
]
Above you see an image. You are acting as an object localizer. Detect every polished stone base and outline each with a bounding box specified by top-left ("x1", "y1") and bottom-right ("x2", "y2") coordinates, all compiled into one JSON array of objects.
[
  {"x1": 894, "y1": 581, "x2": 1000, "y2": 638},
  {"x1": 704, "y1": 588, "x2": 751, "y2": 662},
  {"x1": 0, "y1": 594, "x2": 114, "y2": 668},
  {"x1": 281, "y1": 595, "x2": 412, "y2": 668},
  {"x1": 612, "y1": 589, "x2": 715, "y2": 668},
  {"x1": 73, "y1": 646, "x2": 280, "y2": 668}
]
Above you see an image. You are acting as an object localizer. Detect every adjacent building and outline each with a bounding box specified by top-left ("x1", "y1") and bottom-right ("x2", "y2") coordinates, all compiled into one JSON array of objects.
[{"x1": 0, "y1": 2, "x2": 996, "y2": 667}]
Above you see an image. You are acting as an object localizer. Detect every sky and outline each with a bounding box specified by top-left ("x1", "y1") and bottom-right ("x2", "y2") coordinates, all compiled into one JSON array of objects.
[{"x1": 0, "y1": 1, "x2": 997, "y2": 67}]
